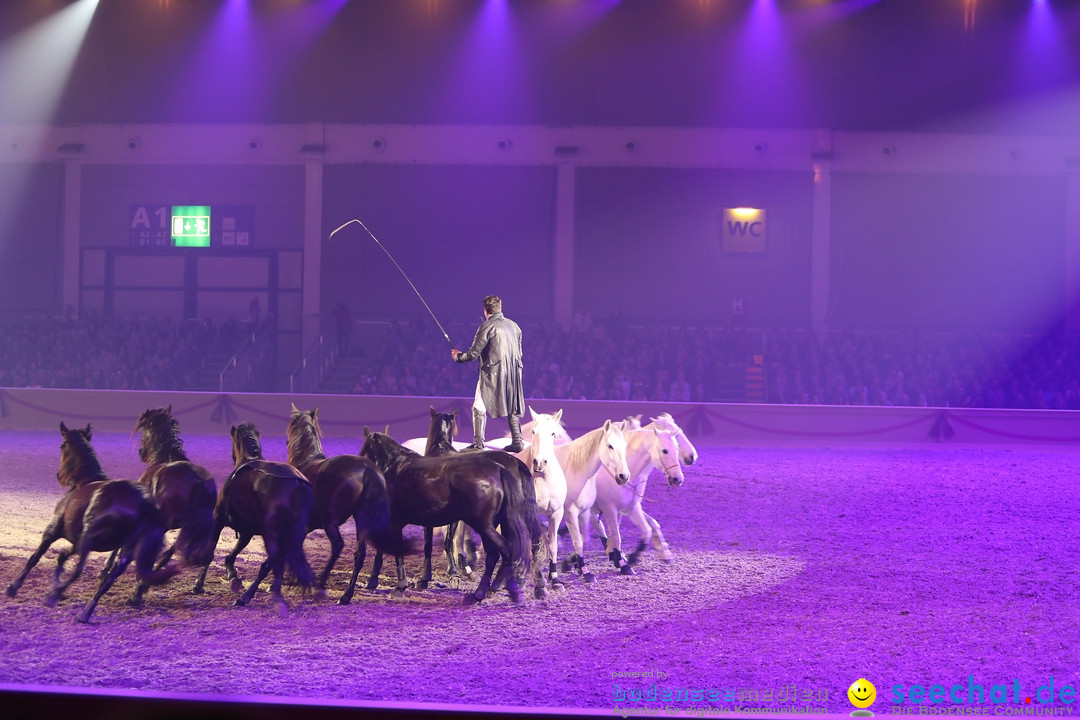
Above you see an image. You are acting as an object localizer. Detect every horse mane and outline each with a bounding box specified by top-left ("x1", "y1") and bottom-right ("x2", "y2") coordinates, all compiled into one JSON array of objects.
[
  {"x1": 562, "y1": 423, "x2": 607, "y2": 477},
  {"x1": 59, "y1": 426, "x2": 109, "y2": 489},
  {"x1": 424, "y1": 412, "x2": 456, "y2": 456},
  {"x1": 286, "y1": 410, "x2": 326, "y2": 464},
  {"x1": 233, "y1": 422, "x2": 264, "y2": 461},
  {"x1": 137, "y1": 408, "x2": 188, "y2": 464}
]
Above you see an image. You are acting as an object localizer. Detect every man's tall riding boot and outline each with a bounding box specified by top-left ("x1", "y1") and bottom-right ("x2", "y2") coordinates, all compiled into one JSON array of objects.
[
  {"x1": 468, "y1": 408, "x2": 487, "y2": 450},
  {"x1": 506, "y1": 414, "x2": 525, "y2": 453}
]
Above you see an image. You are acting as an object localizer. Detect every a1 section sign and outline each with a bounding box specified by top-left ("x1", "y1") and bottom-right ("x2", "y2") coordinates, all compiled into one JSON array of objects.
[{"x1": 129, "y1": 205, "x2": 252, "y2": 248}]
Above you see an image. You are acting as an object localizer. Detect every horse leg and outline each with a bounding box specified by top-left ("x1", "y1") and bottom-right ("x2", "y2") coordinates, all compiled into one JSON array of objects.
[
  {"x1": 98, "y1": 547, "x2": 120, "y2": 581},
  {"x1": 443, "y1": 522, "x2": 462, "y2": 588},
  {"x1": 45, "y1": 543, "x2": 92, "y2": 608},
  {"x1": 464, "y1": 527, "x2": 506, "y2": 605},
  {"x1": 599, "y1": 501, "x2": 633, "y2": 575},
  {"x1": 268, "y1": 550, "x2": 289, "y2": 619},
  {"x1": 454, "y1": 523, "x2": 475, "y2": 579},
  {"x1": 392, "y1": 554, "x2": 408, "y2": 598},
  {"x1": 641, "y1": 510, "x2": 673, "y2": 562},
  {"x1": 562, "y1": 505, "x2": 595, "y2": 583},
  {"x1": 546, "y1": 506, "x2": 566, "y2": 590},
  {"x1": 224, "y1": 533, "x2": 253, "y2": 593},
  {"x1": 192, "y1": 521, "x2": 224, "y2": 595},
  {"x1": 235, "y1": 554, "x2": 274, "y2": 608},
  {"x1": 417, "y1": 527, "x2": 434, "y2": 589},
  {"x1": 6, "y1": 527, "x2": 59, "y2": 598},
  {"x1": 79, "y1": 549, "x2": 133, "y2": 623},
  {"x1": 318, "y1": 524, "x2": 345, "y2": 591},
  {"x1": 366, "y1": 550, "x2": 384, "y2": 591},
  {"x1": 592, "y1": 508, "x2": 610, "y2": 552},
  {"x1": 340, "y1": 536, "x2": 367, "y2": 605}
]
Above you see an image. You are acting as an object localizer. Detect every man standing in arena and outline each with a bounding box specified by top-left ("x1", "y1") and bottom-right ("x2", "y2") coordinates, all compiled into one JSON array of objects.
[{"x1": 451, "y1": 295, "x2": 525, "y2": 452}]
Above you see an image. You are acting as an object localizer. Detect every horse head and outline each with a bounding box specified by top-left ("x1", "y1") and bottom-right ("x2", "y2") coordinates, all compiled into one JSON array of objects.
[
  {"x1": 134, "y1": 405, "x2": 183, "y2": 464},
  {"x1": 599, "y1": 419, "x2": 631, "y2": 486},
  {"x1": 650, "y1": 413, "x2": 698, "y2": 466},
  {"x1": 57, "y1": 421, "x2": 106, "y2": 489},
  {"x1": 648, "y1": 428, "x2": 685, "y2": 487},
  {"x1": 230, "y1": 422, "x2": 264, "y2": 467},
  {"x1": 527, "y1": 406, "x2": 563, "y2": 475},
  {"x1": 425, "y1": 405, "x2": 457, "y2": 454}
]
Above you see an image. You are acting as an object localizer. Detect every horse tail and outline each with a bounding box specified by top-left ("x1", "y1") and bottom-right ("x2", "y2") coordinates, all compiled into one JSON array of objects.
[
  {"x1": 356, "y1": 466, "x2": 413, "y2": 558},
  {"x1": 509, "y1": 455, "x2": 544, "y2": 543},
  {"x1": 132, "y1": 502, "x2": 180, "y2": 586},
  {"x1": 280, "y1": 480, "x2": 317, "y2": 589},
  {"x1": 174, "y1": 469, "x2": 218, "y2": 568},
  {"x1": 497, "y1": 465, "x2": 532, "y2": 580}
]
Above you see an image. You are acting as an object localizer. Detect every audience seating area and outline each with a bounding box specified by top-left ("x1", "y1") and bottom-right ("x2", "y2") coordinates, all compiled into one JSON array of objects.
[{"x1": 3, "y1": 312, "x2": 1079, "y2": 410}]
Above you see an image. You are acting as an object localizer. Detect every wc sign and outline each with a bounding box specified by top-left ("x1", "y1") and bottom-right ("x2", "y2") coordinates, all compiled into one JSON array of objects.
[{"x1": 721, "y1": 207, "x2": 766, "y2": 253}]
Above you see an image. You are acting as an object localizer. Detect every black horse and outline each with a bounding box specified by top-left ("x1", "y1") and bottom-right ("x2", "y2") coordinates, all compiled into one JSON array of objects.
[
  {"x1": 129, "y1": 406, "x2": 217, "y2": 600},
  {"x1": 423, "y1": 406, "x2": 546, "y2": 595},
  {"x1": 285, "y1": 406, "x2": 411, "y2": 605},
  {"x1": 359, "y1": 428, "x2": 531, "y2": 605},
  {"x1": 211, "y1": 422, "x2": 320, "y2": 617},
  {"x1": 5, "y1": 422, "x2": 178, "y2": 623}
]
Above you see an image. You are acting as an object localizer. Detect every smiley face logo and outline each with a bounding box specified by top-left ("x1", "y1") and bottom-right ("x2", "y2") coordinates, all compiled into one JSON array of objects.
[{"x1": 848, "y1": 678, "x2": 877, "y2": 709}]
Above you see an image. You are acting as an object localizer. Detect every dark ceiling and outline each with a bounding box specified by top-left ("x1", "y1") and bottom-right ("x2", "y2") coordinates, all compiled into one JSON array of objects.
[{"x1": 1, "y1": 0, "x2": 1078, "y2": 134}]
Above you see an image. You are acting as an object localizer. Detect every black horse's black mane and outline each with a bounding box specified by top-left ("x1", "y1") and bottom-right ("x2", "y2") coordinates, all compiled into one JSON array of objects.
[
  {"x1": 232, "y1": 422, "x2": 264, "y2": 462},
  {"x1": 137, "y1": 408, "x2": 188, "y2": 464}
]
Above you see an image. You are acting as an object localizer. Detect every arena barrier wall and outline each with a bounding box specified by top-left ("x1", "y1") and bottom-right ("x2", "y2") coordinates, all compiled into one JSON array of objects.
[{"x1": 0, "y1": 387, "x2": 1078, "y2": 447}]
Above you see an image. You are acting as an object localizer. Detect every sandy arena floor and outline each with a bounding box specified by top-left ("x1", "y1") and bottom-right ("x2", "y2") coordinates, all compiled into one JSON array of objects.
[{"x1": 1, "y1": 427, "x2": 1078, "y2": 717}]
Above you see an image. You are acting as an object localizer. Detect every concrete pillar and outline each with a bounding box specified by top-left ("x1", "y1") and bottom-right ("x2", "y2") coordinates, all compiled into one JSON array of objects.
[
  {"x1": 302, "y1": 156, "x2": 324, "y2": 357},
  {"x1": 61, "y1": 158, "x2": 81, "y2": 315},
  {"x1": 554, "y1": 162, "x2": 576, "y2": 328},
  {"x1": 1065, "y1": 169, "x2": 1080, "y2": 331},
  {"x1": 809, "y1": 148, "x2": 832, "y2": 336}
]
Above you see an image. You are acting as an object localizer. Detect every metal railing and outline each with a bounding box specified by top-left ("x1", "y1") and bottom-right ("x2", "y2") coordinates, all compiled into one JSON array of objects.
[
  {"x1": 219, "y1": 316, "x2": 276, "y2": 393},
  {"x1": 289, "y1": 335, "x2": 334, "y2": 395}
]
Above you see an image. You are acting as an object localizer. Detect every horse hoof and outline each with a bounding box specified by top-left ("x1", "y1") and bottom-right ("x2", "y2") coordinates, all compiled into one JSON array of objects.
[
  {"x1": 43, "y1": 594, "x2": 59, "y2": 608},
  {"x1": 462, "y1": 592, "x2": 482, "y2": 606},
  {"x1": 415, "y1": 579, "x2": 429, "y2": 590},
  {"x1": 229, "y1": 578, "x2": 244, "y2": 593},
  {"x1": 233, "y1": 598, "x2": 248, "y2": 607},
  {"x1": 448, "y1": 576, "x2": 462, "y2": 589},
  {"x1": 275, "y1": 601, "x2": 289, "y2": 619},
  {"x1": 337, "y1": 594, "x2": 353, "y2": 606},
  {"x1": 550, "y1": 579, "x2": 566, "y2": 591},
  {"x1": 508, "y1": 589, "x2": 522, "y2": 604},
  {"x1": 662, "y1": 555, "x2": 674, "y2": 564},
  {"x1": 191, "y1": 586, "x2": 204, "y2": 595},
  {"x1": 534, "y1": 587, "x2": 548, "y2": 600},
  {"x1": 125, "y1": 595, "x2": 144, "y2": 607},
  {"x1": 5, "y1": 585, "x2": 17, "y2": 598},
  {"x1": 583, "y1": 573, "x2": 596, "y2": 584},
  {"x1": 391, "y1": 587, "x2": 406, "y2": 598},
  {"x1": 619, "y1": 565, "x2": 636, "y2": 576},
  {"x1": 75, "y1": 613, "x2": 91, "y2": 624},
  {"x1": 559, "y1": 559, "x2": 571, "y2": 573}
]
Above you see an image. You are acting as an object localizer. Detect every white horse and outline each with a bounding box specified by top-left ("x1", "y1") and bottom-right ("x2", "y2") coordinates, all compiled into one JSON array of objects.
[
  {"x1": 646, "y1": 412, "x2": 698, "y2": 466},
  {"x1": 513, "y1": 407, "x2": 568, "y2": 599},
  {"x1": 555, "y1": 419, "x2": 630, "y2": 583},
  {"x1": 586, "y1": 426, "x2": 685, "y2": 571}
]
